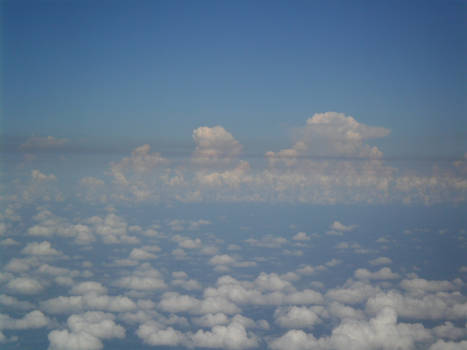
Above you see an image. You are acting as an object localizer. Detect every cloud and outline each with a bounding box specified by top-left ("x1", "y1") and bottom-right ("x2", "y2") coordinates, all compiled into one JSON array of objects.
[
  {"x1": 267, "y1": 112, "x2": 390, "y2": 165},
  {"x1": 41, "y1": 294, "x2": 137, "y2": 314},
  {"x1": 22, "y1": 241, "x2": 61, "y2": 256},
  {"x1": 274, "y1": 306, "x2": 322, "y2": 329},
  {"x1": 366, "y1": 290, "x2": 467, "y2": 320},
  {"x1": 330, "y1": 221, "x2": 357, "y2": 232},
  {"x1": 7, "y1": 277, "x2": 44, "y2": 295},
  {"x1": 0, "y1": 310, "x2": 49, "y2": 330},
  {"x1": 192, "y1": 126, "x2": 243, "y2": 166},
  {"x1": 20, "y1": 136, "x2": 69, "y2": 151},
  {"x1": 292, "y1": 232, "x2": 310, "y2": 241},
  {"x1": 136, "y1": 321, "x2": 185, "y2": 346},
  {"x1": 31, "y1": 170, "x2": 56, "y2": 182},
  {"x1": 191, "y1": 319, "x2": 258, "y2": 350},
  {"x1": 114, "y1": 264, "x2": 167, "y2": 292},
  {"x1": 270, "y1": 307, "x2": 432, "y2": 350},
  {"x1": 354, "y1": 267, "x2": 400, "y2": 281},
  {"x1": 71, "y1": 282, "x2": 108, "y2": 296},
  {"x1": 429, "y1": 340, "x2": 467, "y2": 350},
  {"x1": 0, "y1": 294, "x2": 34, "y2": 311},
  {"x1": 48, "y1": 312, "x2": 125, "y2": 350}
]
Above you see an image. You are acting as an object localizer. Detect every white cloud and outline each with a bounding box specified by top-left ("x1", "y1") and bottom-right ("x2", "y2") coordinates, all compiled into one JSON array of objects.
[
  {"x1": 48, "y1": 330, "x2": 103, "y2": 350},
  {"x1": 354, "y1": 267, "x2": 399, "y2": 280},
  {"x1": 267, "y1": 112, "x2": 389, "y2": 164},
  {"x1": 71, "y1": 282, "x2": 108, "y2": 296},
  {"x1": 366, "y1": 290, "x2": 467, "y2": 320},
  {"x1": 32, "y1": 170, "x2": 56, "y2": 182},
  {"x1": 129, "y1": 248, "x2": 157, "y2": 260},
  {"x1": 114, "y1": 265, "x2": 167, "y2": 291},
  {"x1": 292, "y1": 232, "x2": 310, "y2": 241},
  {"x1": 0, "y1": 310, "x2": 49, "y2": 330},
  {"x1": 270, "y1": 307, "x2": 432, "y2": 350},
  {"x1": 7, "y1": 277, "x2": 44, "y2": 295},
  {"x1": 20, "y1": 136, "x2": 68, "y2": 151},
  {"x1": 192, "y1": 126, "x2": 242, "y2": 165},
  {"x1": 41, "y1": 294, "x2": 137, "y2": 314},
  {"x1": 0, "y1": 294, "x2": 34, "y2": 311},
  {"x1": 400, "y1": 278, "x2": 461, "y2": 295},
  {"x1": 48, "y1": 312, "x2": 125, "y2": 350},
  {"x1": 274, "y1": 306, "x2": 322, "y2": 329},
  {"x1": 191, "y1": 319, "x2": 258, "y2": 350},
  {"x1": 330, "y1": 221, "x2": 357, "y2": 232},
  {"x1": 432, "y1": 321, "x2": 467, "y2": 340},
  {"x1": 22, "y1": 241, "x2": 61, "y2": 256},
  {"x1": 429, "y1": 340, "x2": 467, "y2": 350},
  {"x1": 136, "y1": 321, "x2": 185, "y2": 346}
]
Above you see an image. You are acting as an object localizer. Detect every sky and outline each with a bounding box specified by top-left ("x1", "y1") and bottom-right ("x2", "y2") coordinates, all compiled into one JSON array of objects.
[{"x1": 0, "y1": 1, "x2": 467, "y2": 350}]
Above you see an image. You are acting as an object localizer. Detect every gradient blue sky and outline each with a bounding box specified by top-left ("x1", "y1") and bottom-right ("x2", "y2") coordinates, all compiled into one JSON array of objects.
[{"x1": 2, "y1": 0, "x2": 466, "y2": 157}]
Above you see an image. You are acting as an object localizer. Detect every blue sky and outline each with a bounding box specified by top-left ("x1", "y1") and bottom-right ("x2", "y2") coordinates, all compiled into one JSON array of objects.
[
  {"x1": 0, "y1": 1, "x2": 467, "y2": 350},
  {"x1": 2, "y1": 0, "x2": 466, "y2": 157}
]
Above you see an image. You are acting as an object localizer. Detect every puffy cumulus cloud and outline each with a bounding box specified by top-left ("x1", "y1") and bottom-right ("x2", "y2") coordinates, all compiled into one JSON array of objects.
[
  {"x1": 245, "y1": 235, "x2": 287, "y2": 248},
  {"x1": 0, "y1": 294, "x2": 34, "y2": 311},
  {"x1": 80, "y1": 177, "x2": 104, "y2": 187},
  {"x1": 191, "y1": 319, "x2": 259, "y2": 350},
  {"x1": 114, "y1": 264, "x2": 167, "y2": 292},
  {"x1": 0, "y1": 310, "x2": 49, "y2": 330},
  {"x1": 31, "y1": 169, "x2": 57, "y2": 182},
  {"x1": 432, "y1": 321, "x2": 467, "y2": 340},
  {"x1": 292, "y1": 232, "x2": 310, "y2": 241},
  {"x1": 208, "y1": 254, "x2": 255, "y2": 271},
  {"x1": 269, "y1": 329, "x2": 325, "y2": 350},
  {"x1": 173, "y1": 235, "x2": 202, "y2": 249},
  {"x1": 25, "y1": 209, "x2": 96, "y2": 245},
  {"x1": 270, "y1": 308, "x2": 432, "y2": 350},
  {"x1": 41, "y1": 294, "x2": 137, "y2": 315},
  {"x1": 112, "y1": 144, "x2": 167, "y2": 175},
  {"x1": 66, "y1": 312, "x2": 125, "y2": 339},
  {"x1": 158, "y1": 292, "x2": 241, "y2": 315},
  {"x1": 5, "y1": 257, "x2": 38, "y2": 272},
  {"x1": 136, "y1": 321, "x2": 186, "y2": 346},
  {"x1": 328, "y1": 220, "x2": 357, "y2": 234},
  {"x1": 48, "y1": 312, "x2": 125, "y2": 350},
  {"x1": 21, "y1": 240, "x2": 61, "y2": 256},
  {"x1": 202, "y1": 274, "x2": 323, "y2": 308},
  {"x1": 327, "y1": 307, "x2": 432, "y2": 350},
  {"x1": 192, "y1": 126, "x2": 242, "y2": 166},
  {"x1": 255, "y1": 272, "x2": 294, "y2": 292},
  {"x1": 366, "y1": 290, "x2": 467, "y2": 320},
  {"x1": 267, "y1": 112, "x2": 389, "y2": 164},
  {"x1": 194, "y1": 160, "x2": 253, "y2": 188},
  {"x1": 328, "y1": 302, "x2": 366, "y2": 321},
  {"x1": 71, "y1": 282, "x2": 108, "y2": 296},
  {"x1": 7, "y1": 277, "x2": 44, "y2": 295},
  {"x1": 326, "y1": 280, "x2": 381, "y2": 304},
  {"x1": 48, "y1": 330, "x2": 103, "y2": 350},
  {"x1": 20, "y1": 136, "x2": 69, "y2": 151},
  {"x1": 128, "y1": 248, "x2": 157, "y2": 260},
  {"x1": 274, "y1": 306, "x2": 322, "y2": 329},
  {"x1": 429, "y1": 339, "x2": 467, "y2": 350},
  {"x1": 89, "y1": 213, "x2": 138, "y2": 244},
  {"x1": 108, "y1": 144, "x2": 169, "y2": 201},
  {"x1": 400, "y1": 277, "x2": 462, "y2": 295},
  {"x1": 354, "y1": 267, "x2": 400, "y2": 281},
  {"x1": 171, "y1": 273, "x2": 202, "y2": 291},
  {"x1": 210, "y1": 254, "x2": 236, "y2": 266}
]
